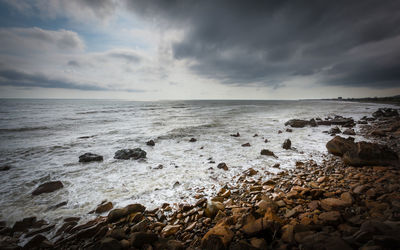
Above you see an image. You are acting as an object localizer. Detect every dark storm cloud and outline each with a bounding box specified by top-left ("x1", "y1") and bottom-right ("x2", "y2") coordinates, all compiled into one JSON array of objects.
[
  {"x1": 0, "y1": 68, "x2": 145, "y2": 92},
  {"x1": 125, "y1": 0, "x2": 400, "y2": 88}
]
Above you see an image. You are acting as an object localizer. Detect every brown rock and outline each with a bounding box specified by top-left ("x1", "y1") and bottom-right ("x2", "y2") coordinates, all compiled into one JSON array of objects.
[
  {"x1": 244, "y1": 168, "x2": 258, "y2": 176},
  {"x1": 107, "y1": 204, "x2": 145, "y2": 223},
  {"x1": 23, "y1": 234, "x2": 47, "y2": 249},
  {"x1": 205, "y1": 201, "x2": 224, "y2": 218},
  {"x1": 282, "y1": 139, "x2": 291, "y2": 150},
  {"x1": 326, "y1": 136, "x2": 356, "y2": 156},
  {"x1": 32, "y1": 181, "x2": 63, "y2": 196},
  {"x1": 281, "y1": 224, "x2": 295, "y2": 243},
  {"x1": 202, "y1": 221, "x2": 234, "y2": 249},
  {"x1": 250, "y1": 237, "x2": 267, "y2": 249},
  {"x1": 260, "y1": 149, "x2": 278, "y2": 158},
  {"x1": 161, "y1": 225, "x2": 181, "y2": 238},
  {"x1": 320, "y1": 198, "x2": 348, "y2": 211},
  {"x1": 96, "y1": 202, "x2": 113, "y2": 214},
  {"x1": 340, "y1": 192, "x2": 353, "y2": 205},
  {"x1": 318, "y1": 211, "x2": 341, "y2": 223},
  {"x1": 217, "y1": 162, "x2": 228, "y2": 171},
  {"x1": 343, "y1": 141, "x2": 399, "y2": 167},
  {"x1": 98, "y1": 237, "x2": 122, "y2": 250},
  {"x1": 242, "y1": 143, "x2": 251, "y2": 147},
  {"x1": 130, "y1": 232, "x2": 158, "y2": 248}
]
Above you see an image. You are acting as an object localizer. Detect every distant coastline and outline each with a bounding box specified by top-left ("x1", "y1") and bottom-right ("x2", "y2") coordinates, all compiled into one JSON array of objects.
[{"x1": 321, "y1": 95, "x2": 400, "y2": 106}]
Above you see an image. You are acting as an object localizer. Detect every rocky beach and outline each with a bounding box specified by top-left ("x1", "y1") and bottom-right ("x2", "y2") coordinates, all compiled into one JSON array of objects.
[{"x1": 1, "y1": 104, "x2": 399, "y2": 250}]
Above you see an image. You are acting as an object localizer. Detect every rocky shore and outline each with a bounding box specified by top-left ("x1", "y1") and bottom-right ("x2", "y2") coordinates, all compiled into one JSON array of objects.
[{"x1": 1, "y1": 107, "x2": 400, "y2": 250}]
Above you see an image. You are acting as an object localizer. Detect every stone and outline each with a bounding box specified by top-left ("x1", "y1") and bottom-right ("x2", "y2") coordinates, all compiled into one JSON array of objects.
[
  {"x1": 23, "y1": 234, "x2": 48, "y2": 249},
  {"x1": 96, "y1": 202, "x2": 113, "y2": 214},
  {"x1": 242, "y1": 142, "x2": 251, "y2": 147},
  {"x1": 244, "y1": 168, "x2": 258, "y2": 176},
  {"x1": 32, "y1": 181, "x2": 63, "y2": 196},
  {"x1": 107, "y1": 204, "x2": 145, "y2": 223},
  {"x1": 326, "y1": 136, "x2": 356, "y2": 156},
  {"x1": 343, "y1": 128, "x2": 356, "y2": 135},
  {"x1": 285, "y1": 119, "x2": 312, "y2": 128},
  {"x1": 320, "y1": 198, "x2": 348, "y2": 211},
  {"x1": 201, "y1": 221, "x2": 234, "y2": 250},
  {"x1": 318, "y1": 211, "x2": 341, "y2": 223},
  {"x1": 189, "y1": 138, "x2": 197, "y2": 142},
  {"x1": 343, "y1": 141, "x2": 399, "y2": 167},
  {"x1": 98, "y1": 237, "x2": 122, "y2": 250},
  {"x1": 217, "y1": 162, "x2": 228, "y2": 171},
  {"x1": 79, "y1": 153, "x2": 103, "y2": 163},
  {"x1": 329, "y1": 126, "x2": 341, "y2": 135},
  {"x1": 146, "y1": 140, "x2": 155, "y2": 146},
  {"x1": 0, "y1": 165, "x2": 10, "y2": 171},
  {"x1": 340, "y1": 192, "x2": 353, "y2": 205},
  {"x1": 282, "y1": 139, "x2": 291, "y2": 150},
  {"x1": 12, "y1": 217, "x2": 36, "y2": 232},
  {"x1": 205, "y1": 201, "x2": 224, "y2": 218},
  {"x1": 250, "y1": 237, "x2": 267, "y2": 249},
  {"x1": 260, "y1": 149, "x2": 278, "y2": 158},
  {"x1": 114, "y1": 148, "x2": 146, "y2": 160},
  {"x1": 161, "y1": 225, "x2": 181, "y2": 238},
  {"x1": 130, "y1": 232, "x2": 158, "y2": 248},
  {"x1": 281, "y1": 224, "x2": 295, "y2": 243},
  {"x1": 230, "y1": 132, "x2": 240, "y2": 137}
]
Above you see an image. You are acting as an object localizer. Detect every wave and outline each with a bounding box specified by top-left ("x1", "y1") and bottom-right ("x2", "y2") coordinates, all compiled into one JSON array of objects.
[
  {"x1": 157, "y1": 122, "x2": 221, "y2": 140},
  {"x1": 0, "y1": 126, "x2": 50, "y2": 133}
]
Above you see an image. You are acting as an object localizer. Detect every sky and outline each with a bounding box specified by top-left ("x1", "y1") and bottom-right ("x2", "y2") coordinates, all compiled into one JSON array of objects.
[{"x1": 0, "y1": 0, "x2": 399, "y2": 100}]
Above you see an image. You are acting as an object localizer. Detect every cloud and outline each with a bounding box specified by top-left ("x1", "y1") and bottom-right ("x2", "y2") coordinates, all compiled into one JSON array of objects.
[
  {"x1": 124, "y1": 0, "x2": 400, "y2": 88},
  {"x1": 0, "y1": 27, "x2": 84, "y2": 54},
  {"x1": 0, "y1": 67, "x2": 145, "y2": 92}
]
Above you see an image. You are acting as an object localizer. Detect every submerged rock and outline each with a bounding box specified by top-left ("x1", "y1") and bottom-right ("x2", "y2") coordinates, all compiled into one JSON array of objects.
[
  {"x1": 146, "y1": 140, "x2": 155, "y2": 146},
  {"x1": 282, "y1": 139, "x2": 291, "y2": 150},
  {"x1": 0, "y1": 165, "x2": 11, "y2": 171},
  {"x1": 79, "y1": 153, "x2": 103, "y2": 163},
  {"x1": 242, "y1": 142, "x2": 251, "y2": 147},
  {"x1": 189, "y1": 138, "x2": 197, "y2": 142},
  {"x1": 114, "y1": 148, "x2": 146, "y2": 160},
  {"x1": 32, "y1": 181, "x2": 64, "y2": 196}
]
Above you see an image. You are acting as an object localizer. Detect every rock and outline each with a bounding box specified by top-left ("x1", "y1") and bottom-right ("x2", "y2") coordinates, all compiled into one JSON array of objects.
[
  {"x1": 154, "y1": 164, "x2": 163, "y2": 169},
  {"x1": 189, "y1": 138, "x2": 197, "y2": 142},
  {"x1": 230, "y1": 132, "x2": 240, "y2": 137},
  {"x1": 79, "y1": 153, "x2": 103, "y2": 163},
  {"x1": 0, "y1": 165, "x2": 11, "y2": 171},
  {"x1": 107, "y1": 204, "x2": 145, "y2": 223},
  {"x1": 130, "y1": 232, "x2": 158, "y2": 248},
  {"x1": 281, "y1": 224, "x2": 295, "y2": 243},
  {"x1": 242, "y1": 216, "x2": 280, "y2": 236},
  {"x1": 242, "y1": 142, "x2": 251, "y2": 147},
  {"x1": 202, "y1": 221, "x2": 234, "y2": 250},
  {"x1": 300, "y1": 232, "x2": 352, "y2": 250},
  {"x1": 205, "y1": 201, "x2": 224, "y2": 218},
  {"x1": 146, "y1": 140, "x2": 155, "y2": 146},
  {"x1": 244, "y1": 168, "x2": 258, "y2": 176},
  {"x1": 260, "y1": 149, "x2": 278, "y2": 158},
  {"x1": 372, "y1": 108, "x2": 399, "y2": 118},
  {"x1": 340, "y1": 192, "x2": 353, "y2": 205},
  {"x1": 343, "y1": 128, "x2": 356, "y2": 135},
  {"x1": 250, "y1": 237, "x2": 267, "y2": 249},
  {"x1": 217, "y1": 162, "x2": 228, "y2": 171},
  {"x1": 320, "y1": 198, "x2": 348, "y2": 211},
  {"x1": 12, "y1": 217, "x2": 36, "y2": 232},
  {"x1": 319, "y1": 211, "x2": 341, "y2": 223},
  {"x1": 32, "y1": 181, "x2": 63, "y2": 196},
  {"x1": 326, "y1": 136, "x2": 356, "y2": 156},
  {"x1": 161, "y1": 225, "x2": 181, "y2": 238},
  {"x1": 285, "y1": 119, "x2": 313, "y2": 128},
  {"x1": 25, "y1": 224, "x2": 55, "y2": 238},
  {"x1": 286, "y1": 128, "x2": 293, "y2": 132},
  {"x1": 96, "y1": 202, "x2": 113, "y2": 214},
  {"x1": 343, "y1": 141, "x2": 399, "y2": 167},
  {"x1": 114, "y1": 148, "x2": 146, "y2": 160},
  {"x1": 23, "y1": 234, "x2": 48, "y2": 249},
  {"x1": 282, "y1": 139, "x2": 291, "y2": 150},
  {"x1": 98, "y1": 237, "x2": 122, "y2": 250},
  {"x1": 329, "y1": 126, "x2": 341, "y2": 135}
]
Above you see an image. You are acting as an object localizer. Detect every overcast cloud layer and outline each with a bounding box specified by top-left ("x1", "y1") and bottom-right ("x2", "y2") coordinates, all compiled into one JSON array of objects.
[{"x1": 0, "y1": 0, "x2": 399, "y2": 99}]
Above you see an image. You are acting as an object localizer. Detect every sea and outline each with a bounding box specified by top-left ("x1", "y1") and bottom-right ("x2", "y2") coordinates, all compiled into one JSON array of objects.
[{"x1": 0, "y1": 99, "x2": 392, "y2": 230}]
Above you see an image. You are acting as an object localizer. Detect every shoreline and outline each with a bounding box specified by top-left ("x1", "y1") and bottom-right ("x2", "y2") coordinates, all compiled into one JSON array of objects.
[{"x1": 1, "y1": 107, "x2": 400, "y2": 249}]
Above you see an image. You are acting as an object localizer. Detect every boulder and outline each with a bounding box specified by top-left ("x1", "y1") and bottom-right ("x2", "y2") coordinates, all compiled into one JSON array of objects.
[
  {"x1": 32, "y1": 181, "x2": 63, "y2": 196},
  {"x1": 146, "y1": 140, "x2": 155, "y2": 146},
  {"x1": 343, "y1": 128, "x2": 356, "y2": 135},
  {"x1": 282, "y1": 139, "x2": 291, "y2": 150},
  {"x1": 343, "y1": 141, "x2": 399, "y2": 167},
  {"x1": 372, "y1": 108, "x2": 399, "y2": 118},
  {"x1": 285, "y1": 119, "x2": 311, "y2": 128},
  {"x1": 95, "y1": 202, "x2": 113, "y2": 214},
  {"x1": 107, "y1": 204, "x2": 145, "y2": 223},
  {"x1": 79, "y1": 153, "x2": 103, "y2": 163},
  {"x1": 98, "y1": 237, "x2": 122, "y2": 250},
  {"x1": 260, "y1": 149, "x2": 278, "y2": 158},
  {"x1": 114, "y1": 148, "x2": 146, "y2": 160},
  {"x1": 161, "y1": 225, "x2": 181, "y2": 238},
  {"x1": 202, "y1": 221, "x2": 234, "y2": 250},
  {"x1": 326, "y1": 136, "x2": 356, "y2": 156},
  {"x1": 329, "y1": 126, "x2": 341, "y2": 135},
  {"x1": 130, "y1": 232, "x2": 158, "y2": 248},
  {"x1": 205, "y1": 201, "x2": 224, "y2": 218}
]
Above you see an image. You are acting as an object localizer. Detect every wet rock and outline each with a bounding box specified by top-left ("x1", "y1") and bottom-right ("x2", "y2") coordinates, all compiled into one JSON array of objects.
[
  {"x1": 25, "y1": 224, "x2": 55, "y2": 238},
  {"x1": 372, "y1": 108, "x2": 399, "y2": 118},
  {"x1": 244, "y1": 168, "x2": 258, "y2": 176},
  {"x1": 281, "y1": 224, "x2": 295, "y2": 243},
  {"x1": 286, "y1": 128, "x2": 293, "y2": 132},
  {"x1": 96, "y1": 202, "x2": 113, "y2": 214},
  {"x1": 12, "y1": 217, "x2": 36, "y2": 232},
  {"x1": 282, "y1": 139, "x2": 291, "y2": 150},
  {"x1": 326, "y1": 136, "x2": 356, "y2": 156},
  {"x1": 320, "y1": 198, "x2": 348, "y2": 211},
  {"x1": 242, "y1": 142, "x2": 251, "y2": 147},
  {"x1": 98, "y1": 237, "x2": 122, "y2": 250},
  {"x1": 130, "y1": 232, "x2": 158, "y2": 248},
  {"x1": 343, "y1": 141, "x2": 399, "y2": 167},
  {"x1": 329, "y1": 126, "x2": 341, "y2": 135},
  {"x1": 205, "y1": 201, "x2": 224, "y2": 218},
  {"x1": 189, "y1": 137, "x2": 197, "y2": 142},
  {"x1": 217, "y1": 162, "x2": 228, "y2": 171},
  {"x1": 0, "y1": 165, "x2": 11, "y2": 171},
  {"x1": 202, "y1": 221, "x2": 234, "y2": 250},
  {"x1": 250, "y1": 237, "x2": 267, "y2": 249},
  {"x1": 301, "y1": 232, "x2": 352, "y2": 250},
  {"x1": 230, "y1": 132, "x2": 240, "y2": 137},
  {"x1": 260, "y1": 149, "x2": 278, "y2": 158},
  {"x1": 79, "y1": 153, "x2": 103, "y2": 163},
  {"x1": 285, "y1": 119, "x2": 313, "y2": 128},
  {"x1": 23, "y1": 234, "x2": 48, "y2": 249},
  {"x1": 161, "y1": 225, "x2": 181, "y2": 238},
  {"x1": 107, "y1": 204, "x2": 145, "y2": 223},
  {"x1": 146, "y1": 140, "x2": 155, "y2": 146},
  {"x1": 343, "y1": 128, "x2": 356, "y2": 135},
  {"x1": 114, "y1": 148, "x2": 146, "y2": 160},
  {"x1": 32, "y1": 181, "x2": 63, "y2": 196},
  {"x1": 319, "y1": 211, "x2": 341, "y2": 223},
  {"x1": 154, "y1": 164, "x2": 163, "y2": 169}
]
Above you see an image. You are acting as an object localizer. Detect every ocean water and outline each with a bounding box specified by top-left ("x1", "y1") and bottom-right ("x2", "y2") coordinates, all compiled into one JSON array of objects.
[{"x1": 0, "y1": 99, "x2": 389, "y2": 228}]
